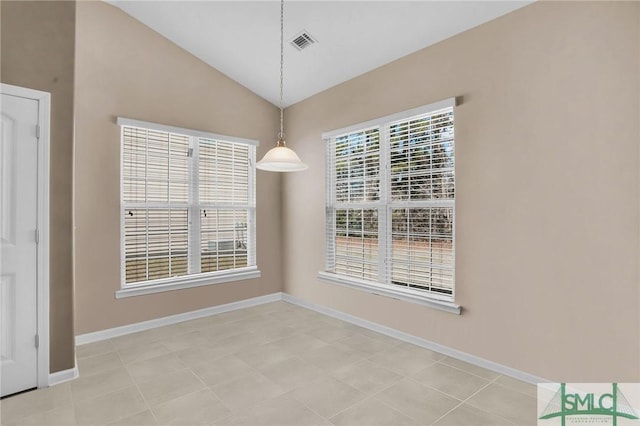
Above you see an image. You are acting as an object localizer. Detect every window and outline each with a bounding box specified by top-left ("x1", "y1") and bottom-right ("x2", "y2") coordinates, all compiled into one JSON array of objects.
[
  {"x1": 117, "y1": 118, "x2": 259, "y2": 298},
  {"x1": 319, "y1": 99, "x2": 459, "y2": 313}
]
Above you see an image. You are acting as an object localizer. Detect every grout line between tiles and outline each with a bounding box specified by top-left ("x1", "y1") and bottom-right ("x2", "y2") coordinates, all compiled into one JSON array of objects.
[
  {"x1": 403, "y1": 374, "x2": 468, "y2": 402},
  {"x1": 68, "y1": 381, "x2": 79, "y2": 426},
  {"x1": 321, "y1": 392, "x2": 376, "y2": 422},
  {"x1": 114, "y1": 350, "x2": 160, "y2": 426},
  {"x1": 427, "y1": 371, "x2": 504, "y2": 425},
  {"x1": 434, "y1": 357, "x2": 501, "y2": 381},
  {"x1": 188, "y1": 361, "x2": 241, "y2": 420},
  {"x1": 491, "y1": 377, "x2": 539, "y2": 399}
]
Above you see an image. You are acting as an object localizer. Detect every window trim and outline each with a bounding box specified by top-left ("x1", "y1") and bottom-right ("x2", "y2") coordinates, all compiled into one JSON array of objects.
[
  {"x1": 317, "y1": 271, "x2": 460, "y2": 314},
  {"x1": 321, "y1": 98, "x2": 456, "y2": 140},
  {"x1": 117, "y1": 117, "x2": 259, "y2": 147},
  {"x1": 118, "y1": 117, "x2": 259, "y2": 297},
  {"x1": 321, "y1": 98, "x2": 459, "y2": 312},
  {"x1": 116, "y1": 266, "x2": 261, "y2": 299}
]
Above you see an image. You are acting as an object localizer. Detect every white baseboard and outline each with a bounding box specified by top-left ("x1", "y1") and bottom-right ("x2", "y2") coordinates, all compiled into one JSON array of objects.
[
  {"x1": 76, "y1": 292, "x2": 283, "y2": 345},
  {"x1": 74, "y1": 290, "x2": 545, "y2": 385},
  {"x1": 282, "y1": 293, "x2": 548, "y2": 385},
  {"x1": 48, "y1": 360, "x2": 79, "y2": 386}
]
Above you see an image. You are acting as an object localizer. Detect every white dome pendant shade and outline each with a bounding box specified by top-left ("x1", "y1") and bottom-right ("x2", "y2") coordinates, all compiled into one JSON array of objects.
[
  {"x1": 256, "y1": 133, "x2": 308, "y2": 172},
  {"x1": 256, "y1": 0, "x2": 308, "y2": 173}
]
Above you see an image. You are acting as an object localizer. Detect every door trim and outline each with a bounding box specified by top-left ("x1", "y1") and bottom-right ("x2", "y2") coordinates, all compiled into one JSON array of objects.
[{"x1": 1, "y1": 83, "x2": 50, "y2": 388}]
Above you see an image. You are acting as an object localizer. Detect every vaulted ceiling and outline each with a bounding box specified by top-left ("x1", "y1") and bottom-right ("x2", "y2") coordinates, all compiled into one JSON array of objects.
[{"x1": 110, "y1": 1, "x2": 532, "y2": 107}]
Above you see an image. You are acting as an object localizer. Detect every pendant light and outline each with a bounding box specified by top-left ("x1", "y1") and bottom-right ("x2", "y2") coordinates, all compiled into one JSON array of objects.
[{"x1": 256, "y1": 0, "x2": 308, "y2": 172}]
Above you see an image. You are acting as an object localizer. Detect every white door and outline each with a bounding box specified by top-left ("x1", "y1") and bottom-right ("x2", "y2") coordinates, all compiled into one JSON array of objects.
[{"x1": 0, "y1": 92, "x2": 39, "y2": 397}]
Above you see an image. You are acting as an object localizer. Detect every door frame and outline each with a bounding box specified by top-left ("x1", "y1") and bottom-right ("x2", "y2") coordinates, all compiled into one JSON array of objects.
[{"x1": 1, "y1": 83, "x2": 50, "y2": 389}]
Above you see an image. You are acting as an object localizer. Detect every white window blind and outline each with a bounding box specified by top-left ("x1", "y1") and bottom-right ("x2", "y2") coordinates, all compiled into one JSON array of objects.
[
  {"x1": 324, "y1": 99, "x2": 455, "y2": 303},
  {"x1": 120, "y1": 119, "x2": 256, "y2": 289}
]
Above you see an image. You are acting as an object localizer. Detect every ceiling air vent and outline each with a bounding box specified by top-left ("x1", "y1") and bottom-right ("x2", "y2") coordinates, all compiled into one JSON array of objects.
[{"x1": 290, "y1": 31, "x2": 317, "y2": 51}]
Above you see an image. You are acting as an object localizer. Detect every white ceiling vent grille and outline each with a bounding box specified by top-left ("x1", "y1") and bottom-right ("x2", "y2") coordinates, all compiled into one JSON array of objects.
[{"x1": 290, "y1": 31, "x2": 317, "y2": 51}]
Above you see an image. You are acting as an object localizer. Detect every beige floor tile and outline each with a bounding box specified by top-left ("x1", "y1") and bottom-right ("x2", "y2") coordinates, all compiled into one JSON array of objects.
[
  {"x1": 316, "y1": 315, "x2": 352, "y2": 329},
  {"x1": 267, "y1": 311, "x2": 319, "y2": 332},
  {"x1": 373, "y1": 378, "x2": 460, "y2": 424},
  {"x1": 329, "y1": 397, "x2": 419, "y2": 426},
  {"x1": 272, "y1": 333, "x2": 329, "y2": 355},
  {"x1": 466, "y1": 383, "x2": 537, "y2": 425},
  {"x1": 0, "y1": 383, "x2": 72, "y2": 424},
  {"x1": 137, "y1": 370, "x2": 205, "y2": 407},
  {"x1": 213, "y1": 309, "x2": 258, "y2": 325},
  {"x1": 176, "y1": 315, "x2": 228, "y2": 332},
  {"x1": 433, "y1": 403, "x2": 515, "y2": 426},
  {"x1": 76, "y1": 340, "x2": 116, "y2": 360},
  {"x1": 77, "y1": 352, "x2": 124, "y2": 377},
  {"x1": 293, "y1": 314, "x2": 339, "y2": 330},
  {"x1": 287, "y1": 321, "x2": 323, "y2": 333},
  {"x1": 369, "y1": 345, "x2": 441, "y2": 376},
  {"x1": 109, "y1": 329, "x2": 165, "y2": 351},
  {"x1": 219, "y1": 315, "x2": 273, "y2": 333},
  {"x1": 117, "y1": 342, "x2": 170, "y2": 364},
  {"x1": 306, "y1": 325, "x2": 357, "y2": 343},
  {"x1": 208, "y1": 330, "x2": 273, "y2": 352},
  {"x1": 258, "y1": 356, "x2": 323, "y2": 392},
  {"x1": 202, "y1": 314, "x2": 256, "y2": 335},
  {"x1": 152, "y1": 389, "x2": 230, "y2": 426},
  {"x1": 494, "y1": 375, "x2": 538, "y2": 397},
  {"x1": 266, "y1": 309, "x2": 308, "y2": 324},
  {"x1": 298, "y1": 343, "x2": 364, "y2": 373},
  {"x1": 152, "y1": 320, "x2": 201, "y2": 337},
  {"x1": 439, "y1": 357, "x2": 501, "y2": 380},
  {"x1": 395, "y1": 342, "x2": 447, "y2": 361},
  {"x1": 74, "y1": 386, "x2": 147, "y2": 426},
  {"x1": 211, "y1": 372, "x2": 285, "y2": 411},
  {"x1": 71, "y1": 368, "x2": 134, "y2": 402},
  {"x1": 126, "y1": 353, "x2": 188, "y2": 384},
  {"x1": 158, "y1": 331, "x2": 210, "y2": 352},
  {"x1": 244, "y1": 314, "x2": 294, "y2": 331},
  {"x1": 175, "y1": 346, "x2": 229, "y2": 367},
  {"x1": 191, "y1": 354, "x2": 253, "y2": 387},
  {"x1": 412, "y1": 363, "x2": 490, "y2": 400},
  {"x1": 356, "y1": 329, "x2": 405, "y2": 348},
  {"x1": 234, "y1": 342, "x2": 291, "y2": 368},
  {"x1": 65, "y1": 305, "x2": 541, "y2": 426},
  {"x1": 245, "y1": 323, "x2": 298, "y2": 343},
  {"x1": 219, "y1": 394, "x2": 330, "y2": 426},
  {"x1": 106, "y1": 410, "x2": 158, "y2": 426},
  {"x1": 286, "y1": 376, "x2": 367, "y2": 419},
  {"x1": 331, "y1": 359, "x2": 402, "y2": 394},
  {"x1": 3, "y1": 406, "x2": 76, "y2": 426},
  {"x1": 335, "y1": 333, "x2": 394, "y2": 355},
  {"x1": 199, "y1": 321, "x2": 248, "y2": 338}
]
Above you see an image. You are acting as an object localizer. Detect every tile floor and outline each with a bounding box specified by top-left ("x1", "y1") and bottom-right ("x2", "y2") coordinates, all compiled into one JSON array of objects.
[{"x1": 0, "y1": 301, "x2": 538, "y2": 426}]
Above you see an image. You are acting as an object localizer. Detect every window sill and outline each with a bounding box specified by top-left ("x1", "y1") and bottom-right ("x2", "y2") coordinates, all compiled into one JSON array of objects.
[
  {"x1": 116, "y1": 267, "x2": 261, "y2": 299},
  {"x1": 317, "y1": 271, "x2": 461, "y2": 315}
]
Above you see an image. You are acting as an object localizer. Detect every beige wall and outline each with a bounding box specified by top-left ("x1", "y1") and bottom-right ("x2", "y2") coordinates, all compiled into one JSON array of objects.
[
  {"x1": 283, "y1": 1, "x2": 640, "y2": 381},
  {"x1": 74, "y1": 1, "x2": 283, "y2": 334},
  {"x1": 1, "y1": 0, "x2": 76, "y2": 373}
]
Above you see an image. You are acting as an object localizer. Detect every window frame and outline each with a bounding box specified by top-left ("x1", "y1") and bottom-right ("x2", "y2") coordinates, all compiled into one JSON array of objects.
[
  {"x1": 116, "y1": 117, "x2": 260, "y2": 299},
  {"x1": 318, "y1": 98, "x2": 460, "y2": 314}
]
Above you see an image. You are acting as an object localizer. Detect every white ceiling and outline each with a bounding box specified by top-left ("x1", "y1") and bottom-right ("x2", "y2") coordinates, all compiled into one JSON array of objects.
[{"x1": 109, "y1": 1, "x2": 531, "y2": 107}]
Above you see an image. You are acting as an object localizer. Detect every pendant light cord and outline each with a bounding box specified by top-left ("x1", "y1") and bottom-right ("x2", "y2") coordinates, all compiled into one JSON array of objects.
[{"x1": 279, "y1": 0, "x2": 285, "y2": 144}]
